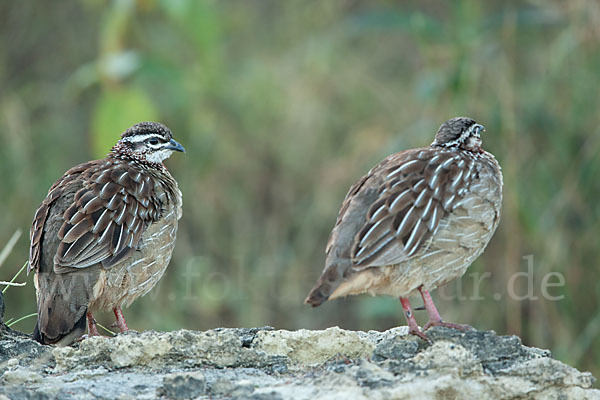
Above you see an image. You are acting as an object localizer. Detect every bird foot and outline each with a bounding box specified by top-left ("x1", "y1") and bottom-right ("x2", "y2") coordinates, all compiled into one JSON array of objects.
[
  {"x1": 75, "y1": 333, "x2": 105, "y2": 342},
  {"x1": 423, "y1": 320, "x2": 473, "y2": 332},
  {"x1": 400, "y1": 297, "x2": 433, "y2": 343},
  {"x1": 112, "y1": 307, "x2": 129, "y2": 333},
  {"x1": 75, "y1": 334, "x2": 88, "y2": 343},
  {"x1": 86, "y1": 311, "x2": 100, "y2": 336},
  {"x1": 407, "y1": 327, "x2": 433, "y2": 343}
]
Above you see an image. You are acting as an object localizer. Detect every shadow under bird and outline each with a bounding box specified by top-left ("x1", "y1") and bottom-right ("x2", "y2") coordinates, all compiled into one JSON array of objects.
[
  {"x1": 29, "y1": 122, "x2": 184, "y2": 345},
  {"x1": 305, "y1": 117, "x2": 503, "y2": 341}
]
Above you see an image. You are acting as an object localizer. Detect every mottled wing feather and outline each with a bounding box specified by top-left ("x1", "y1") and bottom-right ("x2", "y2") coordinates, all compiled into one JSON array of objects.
[
  {"x1": 54, "y1": 163, "x2": 160, "y2": 272},
  {"x1": 347, "y1": 149, "x2": 472, "y2": 268},
  {"x1": 29, "y1": 163, "x2": 93, "y2": 274},
  {"x1": 29, "y1": 159, "x2": 164, "y2": 275},
  {"x1": 325, "y1": 174, "x2": 371, "y2": 256}
]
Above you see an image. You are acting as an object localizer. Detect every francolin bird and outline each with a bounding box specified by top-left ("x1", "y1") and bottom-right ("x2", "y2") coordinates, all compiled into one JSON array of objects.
[
  {"x1": 305, "y1": 117, "x2": 502, "y2": 341},
  {"x1": 29, "y1": 122, "x2": 184, "y2": 345}
]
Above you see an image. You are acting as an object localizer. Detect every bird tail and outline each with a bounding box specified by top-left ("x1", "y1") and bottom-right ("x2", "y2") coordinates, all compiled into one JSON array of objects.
[
  {"x1": 32, "y1": 321, "x2": 43, "y2": 343},
  {"x1": 304, "y1": 262, "x2": 346, "y2": 307},
  {"x1": 304, "y1": 285, "x2": 330, "y2": 307},
  {"x1": 33, "y1": 308, "x2": 87, "y2": 346},
  {"x1": 33, "y1": 269, "x2": 96, "y2": 345}
]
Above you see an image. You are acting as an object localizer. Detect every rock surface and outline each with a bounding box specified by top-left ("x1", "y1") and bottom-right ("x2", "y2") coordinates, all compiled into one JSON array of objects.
[{"x1": 0, "y1": 323, "x2": 598, "y2": 399}]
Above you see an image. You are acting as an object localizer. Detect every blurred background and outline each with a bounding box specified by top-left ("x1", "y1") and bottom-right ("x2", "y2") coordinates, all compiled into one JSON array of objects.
[{"x1": 1, "y1": 0, "x2": 599, "y2": 379}]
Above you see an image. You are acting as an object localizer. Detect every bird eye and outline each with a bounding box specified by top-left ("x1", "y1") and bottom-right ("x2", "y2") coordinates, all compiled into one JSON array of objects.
[{"x1": 147, "y1": 138, "x2": 160, "y2": 145}]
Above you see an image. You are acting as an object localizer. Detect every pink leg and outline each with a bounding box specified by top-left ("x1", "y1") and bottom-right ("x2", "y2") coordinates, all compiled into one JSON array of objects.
[
  {"x1": 87, "y1": 311, "x2": 100, "y2": 336},
  {"x1": 113, "y1": 307, "x2": 129, "y2": 333},
  {"x1": 419, "y1": 287, "x2": 471, "y2": 331},
  {"x1": 400, "y1": 297, "x2": 431, "y2": 342}
]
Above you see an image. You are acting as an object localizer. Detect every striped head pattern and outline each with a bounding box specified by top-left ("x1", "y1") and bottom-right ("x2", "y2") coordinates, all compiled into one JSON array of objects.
[
  {"x1": 431, "y1": 117, "x2": 485, "y2": 152},
  {"x1": 111, "y1": 122, "x2": 185, "y2": 164}
]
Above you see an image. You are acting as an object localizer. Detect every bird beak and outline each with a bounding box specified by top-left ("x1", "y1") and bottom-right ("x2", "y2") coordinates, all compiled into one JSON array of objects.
[
  {"x1": 166, "y1": 139, "x2": 185, "y2": 153},
  {"x1": 475, "y1": 124, "x2": 486, "y2": 134}
]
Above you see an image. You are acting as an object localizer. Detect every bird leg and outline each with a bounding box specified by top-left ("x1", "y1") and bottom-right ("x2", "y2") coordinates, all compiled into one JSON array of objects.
[
  {"x1": 87, "y1": 311, "x2": 100, "y2": 336},
  {"x1": 399, "y1": 297, "x2": 431, "y2": 342},
  {"x1": 113, "y1": 307, "x2": 129, "y2": 333},
  {"x1": 418, "y1": 287, "x2": 472, "y2": 331}
]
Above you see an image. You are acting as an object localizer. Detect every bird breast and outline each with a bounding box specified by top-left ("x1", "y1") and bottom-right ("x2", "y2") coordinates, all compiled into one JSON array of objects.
[{"x1": 89, "y1": 183, "x2": 182, "y2": 311}]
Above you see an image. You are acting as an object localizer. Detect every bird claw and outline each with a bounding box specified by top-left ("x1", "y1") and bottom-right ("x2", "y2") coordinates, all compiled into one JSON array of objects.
[
  {"x1": 75, "y1": 333, "x2": 104, "y2": 343},
  {"x1": 75, "y1": 334, "x2": 89, "y2": 343},
  {"x1": 407, "y1": 327, "x2": 433, "y2": 344}
]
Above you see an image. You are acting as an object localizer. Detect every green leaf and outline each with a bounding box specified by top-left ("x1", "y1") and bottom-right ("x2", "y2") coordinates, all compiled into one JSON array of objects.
[{"x1": 91, "y1": 88, "x2": 159, "y2": 158}]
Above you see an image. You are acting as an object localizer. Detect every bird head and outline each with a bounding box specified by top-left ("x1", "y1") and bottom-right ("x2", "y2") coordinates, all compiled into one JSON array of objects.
[
  {"x1": 431, "y1": 117, "x2": 485, "y2": 152},
  {"x1": 112, "y1": 122, "x2": 185, "y2": 164}
]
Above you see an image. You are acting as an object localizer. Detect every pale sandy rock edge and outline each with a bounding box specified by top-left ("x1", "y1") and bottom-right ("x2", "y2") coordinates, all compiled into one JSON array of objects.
[{"x1": 0, "y1": 321, "x2": 598, "y2": 400}]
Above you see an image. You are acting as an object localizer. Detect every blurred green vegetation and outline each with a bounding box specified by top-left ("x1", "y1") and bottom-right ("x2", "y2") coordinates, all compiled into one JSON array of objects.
[{"x1": 1, "y1": 0, "x2": 599, "y2": 379}]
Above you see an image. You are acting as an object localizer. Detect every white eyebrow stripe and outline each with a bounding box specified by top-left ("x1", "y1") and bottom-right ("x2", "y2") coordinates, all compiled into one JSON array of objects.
[{"x1": 122, "y1": 133, "x2": 165, "y2": 143}]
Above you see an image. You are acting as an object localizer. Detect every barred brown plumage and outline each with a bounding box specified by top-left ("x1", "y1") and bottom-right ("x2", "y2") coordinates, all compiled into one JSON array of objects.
[
  {"x1": 305, "y1": 117, "x2": 502, "y2": 342},
  {"x1": 29, "y1": 122, "x2": 184, "y2": 345}
]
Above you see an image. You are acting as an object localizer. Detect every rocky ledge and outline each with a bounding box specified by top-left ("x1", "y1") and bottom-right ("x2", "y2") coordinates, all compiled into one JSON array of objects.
[{"x1": 0, "y1": 322, "x2": 598, "y2": 399}]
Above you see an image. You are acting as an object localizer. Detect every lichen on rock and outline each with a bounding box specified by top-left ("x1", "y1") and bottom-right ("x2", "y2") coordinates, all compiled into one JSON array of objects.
[{"x1": 0, "y1": 324, "x2": 598, "y2": 399}]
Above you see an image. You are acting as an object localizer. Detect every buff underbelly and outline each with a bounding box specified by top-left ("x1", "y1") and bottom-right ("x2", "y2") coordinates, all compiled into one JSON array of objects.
[
  {"x1": 329, "y1": 198, "x2": 498, "y2": 300},
  {"x1": 88, "y1": 205, "x2": 179, "y2": 311}
]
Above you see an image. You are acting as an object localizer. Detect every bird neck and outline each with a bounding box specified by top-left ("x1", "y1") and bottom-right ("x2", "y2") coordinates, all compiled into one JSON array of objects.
[{"x1": 108, "y1": 144, "x2": 167, "y2": 171}]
